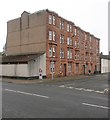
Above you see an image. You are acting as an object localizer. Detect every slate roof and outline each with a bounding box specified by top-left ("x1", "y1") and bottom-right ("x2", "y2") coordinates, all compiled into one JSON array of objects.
[
  {"x1": 1, "y1": 53, "x2": 44, "y2": 64},
  {"x1": 100, "y1": 54, "x2": 110, "y2": 60}
]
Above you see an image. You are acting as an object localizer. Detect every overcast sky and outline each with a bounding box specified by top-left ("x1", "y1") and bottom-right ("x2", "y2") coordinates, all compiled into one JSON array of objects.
[{"x1": 0, "y1": 0, "x2": 108, "y2": 54}]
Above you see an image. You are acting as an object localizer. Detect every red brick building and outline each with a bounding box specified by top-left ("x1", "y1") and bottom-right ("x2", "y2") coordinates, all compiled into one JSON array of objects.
[
  {"x1": 46, "y1": 9, "x2": 100, "y2": 77},
  {"x1": 4, "y1": 9, "x2": 100, "y2": 78}
]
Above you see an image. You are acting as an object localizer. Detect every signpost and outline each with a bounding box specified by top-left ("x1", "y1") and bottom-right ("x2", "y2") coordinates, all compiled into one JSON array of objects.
[
  {"x1": 39, "y1": 68, "x2": 43, "y2": 80},
  {"x1": 51, "y1": 59, "x2": 54, "y2": 80}
]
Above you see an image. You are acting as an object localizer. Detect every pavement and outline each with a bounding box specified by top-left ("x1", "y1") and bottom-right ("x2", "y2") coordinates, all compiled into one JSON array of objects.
[
  {"x1": 2, "y1": 73, "x2": 109, "y2": 118},
  {"x1": 2, "y1": 74, "x2": 103, "y2": 84},
  {"x1": 2, "y1": 74, "x2": 109, "y2": 93}
]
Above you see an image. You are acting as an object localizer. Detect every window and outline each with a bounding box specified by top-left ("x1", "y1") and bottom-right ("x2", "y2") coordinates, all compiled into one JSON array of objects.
[
  {"x1": 49, "y1": 15, "x2": 56, "y2": 25},
  {"x1": 49, "y1": 31, "x2": 52, "y2": 40},
  {"x1": 53, "y1": 31, "x2": 56, "y2": 41},
  {"x1": 60, "y1": 34, "x2": 64, "y2": 44},
  {"x1": 67, "y1": 50, "x2": 69, "y2": 59},
  {"x1": 49, "y1": 46, "x2": 56, "y2": 57},
  {"x1": 67, "y1": 24, "x2": 69, "y2": 32},
  {"x1": 75, "y1": 53, "x2": 79, "y2": 60},
  {"x1": 90, "y1": 36, "x2": 91, "y2": 42},
  {"x1": 75, "y1": 53, "x2": 80, "y2": 60},
  {"x1": 60, "y1": 21, "x2": 62, "y2": 29},
  {"x1": 77, "y1": 42, "x2": 79, "y2": 48},
  {"x1": 67, "y1": 37, "x2": 72, "y2": 45},
  {"x1": 70, "y1": 25, "x2": 72, "y2": 32},
  {"x1": 75, "y1": 41, "x2": 77, "y2": 48},
  {"x1": 50, "y1": 62, "x2": 55, "y2": 73},
  {"x1": 67, "y1": 49, "x2": 72, "y2": 59},
  {"x1": 90, "y1": 56, "x2": 92, "y2": 61},
  {"x1": 75, "y1": 41, "x2": 80, "y2": 48},
  {"x1": 67, "y1": 24, "x2": 72, "y2": 32},
  {"x1": 60, "y1": 20, "x2": 64, "y2": 29},
  {"x1": 60, "y1": 63, "x2": 62, "y2": 70},
  {"x1": 75, "y1": 28, "x2": 77, "y2": 35},
  {"x1": 77, "y1": 54, "x2": 79, "y2": 60},
  {"x1": 53, "y1": 15, "x2": 55, "y2": 25},
  {"x1": 62, "y1": 21, "x2": 64, "y2": 29},
  {"x1": 67, "y1": 37, "x2": 70, "y2": 45},
  {"x1": 81, "y1": 55, "x2": 84, "y2": 61},
  {"x1": 85, "y1": 34, "x2": 87, "y2": 40},
  {"x1": 49, "y1": 15, "x2": 52, "y2": 24},
  {"x1": 49, "y1": 47, "x2": 52, "y2": 57},
  {"x1": 60, "y1": 48, "x2": 64, "y2": 58},
  {"x1": 53, "y1": 47, "x2": 56, "y2": 57},
  {"x1": 49, "y1": 31, "x2": 56, "y2": 41},
  {"x1": 76, "y1": 63, "x2": 79, "y2": 73},
  {"x1": 70, "y1": 49, "x2": 73, "y2": 59},
  {"x1": 75, "y1": 54, "x2": 76, "y2": 60},
  {"x1": 68, "y1": 63, "x2": 72, "y2": 72},
  {"x1": 70, "y1": 38, "x2": 72, "y2": 45}
]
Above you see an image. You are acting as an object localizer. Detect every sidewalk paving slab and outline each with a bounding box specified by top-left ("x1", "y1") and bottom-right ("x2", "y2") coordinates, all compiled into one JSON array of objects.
[
  {"x1": 2, "y1": 75, "x2": 91, "y2": 84},
  {"x1": 2, "y1": 74, "x2": 106, "y2": 84}
]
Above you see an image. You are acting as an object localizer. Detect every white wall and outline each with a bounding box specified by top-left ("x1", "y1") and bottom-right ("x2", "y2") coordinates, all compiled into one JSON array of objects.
[
  {"x1": 0, "y1": 56, "x2": 2, "y2": 120},
  {"x1": 16, "y1": 64, "x2": 29, "y2": 77},
  {"x1": 28, "y1": 53, "x2": 46, "y2": 77},
  {"x1": 2, "y1": 64, "x2": 15, "y2": 76},
  {"x1": 0, "y1": 64, "x2": 29, "y2": 77},
  {"x1": 101, "y1": 59, "x2": 110, "y2": 73},
  {"x1": 0, "y1": 65, "x2": 2, "y2": 76},
  {"x1": 108, "y1": 60, "x2": 110, "y2": 72},
  {"x1": 0, "y1": 53, "x2": 46, "y2": 77}
]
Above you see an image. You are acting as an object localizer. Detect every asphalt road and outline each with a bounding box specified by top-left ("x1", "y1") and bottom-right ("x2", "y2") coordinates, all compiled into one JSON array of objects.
[{"x1": 2, "y1": 74, "x2": 109, "y2": 118}]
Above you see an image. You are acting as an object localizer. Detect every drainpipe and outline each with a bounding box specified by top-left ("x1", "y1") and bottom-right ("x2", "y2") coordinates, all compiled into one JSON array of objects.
[{"x1": 14, "y1": 64, "x2": 17, "y2": 77}]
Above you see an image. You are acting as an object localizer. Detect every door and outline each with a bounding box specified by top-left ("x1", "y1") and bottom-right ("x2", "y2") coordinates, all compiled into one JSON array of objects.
[
  {"x1": 64, "y1": 64, "x2": 66, "y2": 76},
  {"x1": 83, "y1": 65, "x2": 86, "y2": 75}
]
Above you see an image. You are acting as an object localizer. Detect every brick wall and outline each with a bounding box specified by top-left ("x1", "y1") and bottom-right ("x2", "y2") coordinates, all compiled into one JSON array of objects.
[
  {"x1": 46, "y1": 10, "x2": 100, "y2": 77},
  {"x1": 6, "y1": 10, "x2": 47, "y2": 55},
  {"x1": 5, "y1": 9, "x2": 100, "y2": 78}
]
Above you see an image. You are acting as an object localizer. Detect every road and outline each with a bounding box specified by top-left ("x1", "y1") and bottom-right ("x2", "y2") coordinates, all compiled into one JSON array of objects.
[{"x1": 2, "y1": 74, "x2": 109, "y2": 118}]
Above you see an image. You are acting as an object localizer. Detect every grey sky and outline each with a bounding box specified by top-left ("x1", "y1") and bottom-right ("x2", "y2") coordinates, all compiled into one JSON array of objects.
[{"x1": 0, "y1": 0, "x2": 108, "y2": 54}]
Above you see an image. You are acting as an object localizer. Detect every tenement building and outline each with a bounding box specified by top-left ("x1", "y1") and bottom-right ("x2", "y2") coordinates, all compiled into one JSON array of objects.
[{"x1": 3, "y1": 9, "x2": 100, "y2": 78}]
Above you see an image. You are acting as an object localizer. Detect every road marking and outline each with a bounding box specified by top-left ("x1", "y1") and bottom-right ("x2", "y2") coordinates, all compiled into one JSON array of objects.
[
  {"x1": 59, "y1": 85, "x2": 106, "y2": 94},
  {"x1": 95, "y1": 91, "x2": 105, "y2": 94},
  {"x1": 66, "y1": 86, "x2": 73, "y2": 89},
  {"x1": 59, "y1": 85, "x2": 65, "y2": 87},
  {"x1": 84, "y1": 89, "x2": 94, "y2": 92},
  {"x1": 66, "y1": 83, "x2": 75, "y2": 86},
  {"x1": 82, "y1": 103, "x2": 110, "y2": 110},
  {"x1": 104, "y1": 88, "x2": 109, "y2": 92},
  {"x1": 74, "y1": 88, "x2": 83, "y2": 90},
  {"x1": 4, "y1": 89, "x2": 49, "y2": 99}
]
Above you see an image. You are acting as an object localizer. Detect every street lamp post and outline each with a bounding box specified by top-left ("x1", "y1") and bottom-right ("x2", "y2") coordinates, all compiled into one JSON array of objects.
[
  {"x1": 71, "y1": 34, "x2": 76, "y2": 74},
  {"x1": 68, "y1": 35, "x2": 75, "y2": 75},
  {"x1": 51, "y1": 58, "x2": 54, "y2": 80}
]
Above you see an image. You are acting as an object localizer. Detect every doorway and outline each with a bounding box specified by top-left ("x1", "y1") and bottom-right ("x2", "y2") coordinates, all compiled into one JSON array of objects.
[
  {"x1": 83, "y1": 65, "x2": 86, "y2": 75},
  {"x1": 64, "y1": 64, "x2": 66, "y2": 76}
]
